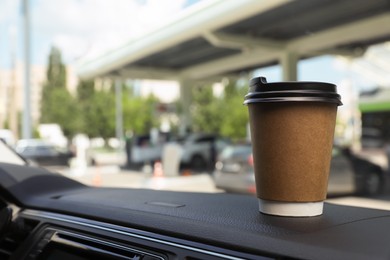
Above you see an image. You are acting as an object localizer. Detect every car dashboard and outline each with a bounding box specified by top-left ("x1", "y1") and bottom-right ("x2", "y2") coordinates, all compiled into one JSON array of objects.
[{"x1": 1, "y1": 163, "x2": 390, "y2": 260}]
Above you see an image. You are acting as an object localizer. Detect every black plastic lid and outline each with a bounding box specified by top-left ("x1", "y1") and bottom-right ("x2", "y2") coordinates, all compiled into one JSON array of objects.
[{"x1": 244, "y1": 77, "x2": 342, "y2": 106}]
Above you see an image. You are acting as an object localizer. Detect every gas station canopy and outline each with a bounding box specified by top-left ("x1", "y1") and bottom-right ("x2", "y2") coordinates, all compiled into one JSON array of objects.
[{"x1": 77, "y1": 0, "x2": 390, "y2": 81}]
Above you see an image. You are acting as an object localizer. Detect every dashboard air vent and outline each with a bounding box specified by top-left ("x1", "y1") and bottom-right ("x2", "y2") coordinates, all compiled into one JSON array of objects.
[{"x1": 0, "y1": 215, "x2": 39, "y2": 259}]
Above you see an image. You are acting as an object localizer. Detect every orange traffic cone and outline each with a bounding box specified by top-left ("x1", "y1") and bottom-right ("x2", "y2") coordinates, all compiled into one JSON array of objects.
[
  {"x1": 92, "y1": 173, "x2": 102, "y2": 187},
  {"x1": 153, "y1": 161, "x2": 164, "y2": 178},
  {"x1": 92, "y1": 165, "x2": 102, "y2": 187},
  {"x1": 182, "y1": 169, "x2": 192, "y2": 176}
]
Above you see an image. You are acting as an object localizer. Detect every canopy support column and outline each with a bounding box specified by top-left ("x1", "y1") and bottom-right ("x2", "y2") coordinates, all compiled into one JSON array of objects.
[
  {"x1": 281, "y1": 51, "x2": 298, "y2": 81},
  {"x1": 179, "y1": 79, "x2": 193, "y2": 136},
  {"x1": 115, "y1": 78, "x2": 124, "y2": 145}
]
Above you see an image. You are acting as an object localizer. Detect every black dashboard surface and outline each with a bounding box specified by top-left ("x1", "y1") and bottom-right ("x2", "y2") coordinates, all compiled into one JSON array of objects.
[{"x1": 1, "y1": 163, "x2": 390, "y2": 259}]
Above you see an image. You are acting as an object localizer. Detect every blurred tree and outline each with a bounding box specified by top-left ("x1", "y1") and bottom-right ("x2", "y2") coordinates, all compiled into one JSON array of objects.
[
  {"x1": 82, "y1": 90, "x2": 116, "y2": 138},
  {"x1": 189, "y1": 80, "x2": 249, "y2": 141},
  {"x1": 122, "y1": 94, "x2": 159, "y2": 135},
  {"x1": 75, "y1": 80, "x2": 117, "y2": 138},
  {"x1": 2, "y1": 120, "x2": 9, "y2": 130},
  {"x1": 74, "y1": 80, "x2": 159, "y2": 139},
  {"x1": 41, "y1": 87, "x2": 81, "y2": 137},
  {"x1": 40, "y1": 46, "x2": 81, "y2": 137},
  {"x1": 77, "y1": 80, "x2": 95, "y2": 102},
  {"x1": 46, "y1": 46, "x2": 67, "y2": 89},
  {"x1": 220, "y1": 80, "x2": 248, "y2": 140},
  {"x1": 224, "y1": 79, "x2": 238, "y2": 99},
  {"x1": 220, "y1": 95, "x2": 248, "y2": 140},
  {"x1": 191, "y1": 85, "x2": 224, "y2": 134}
]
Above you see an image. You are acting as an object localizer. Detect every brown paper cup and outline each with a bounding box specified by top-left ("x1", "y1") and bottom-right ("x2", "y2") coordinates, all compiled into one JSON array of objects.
[{"x1": 245, "y1": 77, "x2": 341, "y2": 217}]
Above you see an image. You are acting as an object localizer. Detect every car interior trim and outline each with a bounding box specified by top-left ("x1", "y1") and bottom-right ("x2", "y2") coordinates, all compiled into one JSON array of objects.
[
  {"x1": 22, "y1": 209, "x2": 247, "y2": 260},
  {"x1": 48, "y1": 230, "x2": 165, "y2": 260}
]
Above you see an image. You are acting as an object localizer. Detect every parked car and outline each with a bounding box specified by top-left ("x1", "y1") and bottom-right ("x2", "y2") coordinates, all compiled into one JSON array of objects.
[
  {"x1": 15, "y1": 139, "x2": 74, "y2": 166},
  {"x1": 127, "y1": 134, "x2": 164, "y2": 165},
  {"x1": 213, "y1": 144, "x2": 385, "y2": 196},
  {"x1": 178, "y1": 133, "x2": 230, "y2": 170},
  {"x1": 361, "y1": 127, "x2": 383, "y2": 148}
]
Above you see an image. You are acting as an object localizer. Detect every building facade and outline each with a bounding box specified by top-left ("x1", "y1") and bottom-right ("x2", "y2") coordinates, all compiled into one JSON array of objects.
[{"x1": 0, "y1": 63, "x2": 77, "y2": 139}]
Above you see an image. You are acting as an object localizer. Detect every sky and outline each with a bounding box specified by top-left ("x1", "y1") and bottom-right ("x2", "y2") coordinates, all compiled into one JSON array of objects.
[
  {"x1": 0, "y1": 0, "x2": 199, "y2": 68},
  {"x1": 0, "y1": 0, "x2": 387, "y2": 95}
]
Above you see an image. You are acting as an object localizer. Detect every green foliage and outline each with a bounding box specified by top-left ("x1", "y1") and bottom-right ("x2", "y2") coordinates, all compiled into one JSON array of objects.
[
  {"x1": 33, "y1": 127, "x2": 41, "y2": 139},
  {"x1": 224, "y1": 79, "x2": 238, "y2": 99},
  {"x1": 77, "y1": 80, "x2": 95, "y2": 102},
  {"x1": 40, "y1": 46, "x2": 249, "y2": 141},
  {"x1": 123, "y1": 94, "x2": 159, "y2": 135},
  {"x1": 40, "y1": 87, "x2": 81, "y2": 137},
  {"x1": 74, "y1": 80, "x2": 158, "y2": 138},
  {"x1": 82, "y1": 90, "x2": 116, "y2": 138},
  {"x1": 46, "y1": 46, "x2": 67, "y2": 88},
  {"x1": 190, "y1": 80, "x2": 249, "y2": 141},
  {"x1": 2, "y1": 119, "x2": 9, "y2": 129},
  {"x1": 219, "y1": 94, "x2": 248, "y2": 139},
  {"x1": 220, "y1": 80, "x2": 248, "y2": 139},
  {"x1": 191, "y1": 86, "x2": 224, "y2": 133},
  {"x1": 40, "y1": 46, "x2": 80, "y2": 137},
  {"x1": 74, "y1": 80, "x2": 116, "y2": 138}
]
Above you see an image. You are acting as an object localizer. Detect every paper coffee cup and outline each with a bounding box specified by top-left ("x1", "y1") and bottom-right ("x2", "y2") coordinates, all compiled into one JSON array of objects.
[{"x1": 244, "y1": 77, "x2": 342, "y2": 217}]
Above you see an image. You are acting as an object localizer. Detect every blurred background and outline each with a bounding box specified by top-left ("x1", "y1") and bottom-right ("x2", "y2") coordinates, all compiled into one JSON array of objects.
[{"x1": 1, "y1": 0, "x2": 390, "y2": 208}]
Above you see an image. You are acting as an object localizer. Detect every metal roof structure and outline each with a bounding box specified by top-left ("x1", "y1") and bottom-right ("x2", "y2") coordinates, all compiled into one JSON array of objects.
[{"x1": 77, "y1": 0, "x2": 390, "y2": 81}]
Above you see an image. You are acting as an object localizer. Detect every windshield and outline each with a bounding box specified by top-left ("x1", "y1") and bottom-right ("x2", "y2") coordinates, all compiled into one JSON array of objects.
[
  {"x1": 0, "y1": 141, "x2": 26, "y2": 166},
  {"x1": 0, "y1": 0, "x2": 389, "y2": 211}
]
